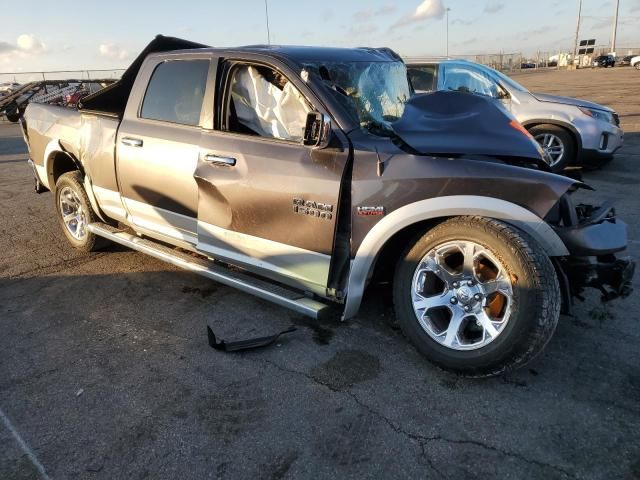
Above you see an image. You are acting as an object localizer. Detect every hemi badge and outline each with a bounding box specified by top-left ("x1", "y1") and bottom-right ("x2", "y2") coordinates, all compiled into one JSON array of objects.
[{"x1": 357, "y1": 206, "x2": 385, "y2": 216}]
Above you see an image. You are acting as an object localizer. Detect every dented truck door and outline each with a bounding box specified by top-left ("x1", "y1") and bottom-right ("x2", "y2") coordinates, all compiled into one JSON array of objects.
[
  {"x1": 195, "y1": 58, "x2": 349, "y2": 296},
  {"x1": 116, "y1": 53, "x2": 213, "y2": 247}
]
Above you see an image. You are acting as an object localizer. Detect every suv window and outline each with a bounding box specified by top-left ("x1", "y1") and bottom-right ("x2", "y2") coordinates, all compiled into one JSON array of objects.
[
  {"x1": 226, "y1": 64, "x2": 311, "y2": 142},
  {"x1": 141, "y1": 60, "x2": 209, "y2": 126},
  {"x1": 438, "y1": 63, "x2": 500, "y2": 98},
  {"x1": 407, "y1": 65, "x2": 436, "y2": 92}
]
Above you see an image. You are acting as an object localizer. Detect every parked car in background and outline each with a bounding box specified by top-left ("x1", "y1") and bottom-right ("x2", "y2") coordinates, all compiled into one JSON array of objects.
[
  {"x1": 407, "y1": 59, "x2": 624, "y2": 172},
  {"x1": 63, "y1": 82, "x2": 108, "y2": 107},
  {"x1": 0, "y1": 82, "x2": 21, "y2": 93},
  {"x1": 19, "y1": 35, "x2": 634, "y2": 377},
  {"x1": 619, "y1": 55, "x2": 636, "y2": 66},
  {"x1": 593, "y1": 55, "x2": 615, "y2": 68},
  {"x1": 631, "y1": 56, "x2": 640, "y2": 70}
]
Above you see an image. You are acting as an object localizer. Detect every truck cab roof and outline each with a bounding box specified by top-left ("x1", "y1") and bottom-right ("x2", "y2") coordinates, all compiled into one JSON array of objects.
[{"x1": 80, "y1": 35, "x2": 401, "y2": 116}]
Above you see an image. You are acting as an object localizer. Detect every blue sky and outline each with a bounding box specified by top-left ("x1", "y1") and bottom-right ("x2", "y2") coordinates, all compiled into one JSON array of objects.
[{"x1": 1, "y1": 0, "x2": 639, "y2": 72}]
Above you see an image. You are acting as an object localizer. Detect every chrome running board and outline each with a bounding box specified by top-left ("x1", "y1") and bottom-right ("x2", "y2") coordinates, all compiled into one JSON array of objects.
[{"x1": 87, "y1": 223, "x2": 332, "y2": 320}]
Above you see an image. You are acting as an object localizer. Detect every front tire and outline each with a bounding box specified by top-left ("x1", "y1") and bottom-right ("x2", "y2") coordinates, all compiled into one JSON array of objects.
[
  {"x1": 55, "y1": 171, "x2": 107, "y2": 252},
  {"x1": 393, "y1": 217, "x2": 560, "y2": 377},
  {"x1": 529, "y1": 124, "x2": 575, "y2": 172}
]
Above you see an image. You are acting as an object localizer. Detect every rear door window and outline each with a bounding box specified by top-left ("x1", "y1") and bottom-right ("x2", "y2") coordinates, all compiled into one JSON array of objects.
[
  {"x1": 408, "y1": 65, "x2": 437, "y2": 92},
  {"x1": 141, "y1": 60, "x2": 209, "y2": 126}
]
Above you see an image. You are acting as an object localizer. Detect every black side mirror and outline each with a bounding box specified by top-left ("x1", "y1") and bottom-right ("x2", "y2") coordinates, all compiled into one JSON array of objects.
[
  {"x1": 495, "y1": 86, "x2": 510, "y2": 100},
  {"x1": 303, "y1": 112, "x2": 331, "y2": 148}
]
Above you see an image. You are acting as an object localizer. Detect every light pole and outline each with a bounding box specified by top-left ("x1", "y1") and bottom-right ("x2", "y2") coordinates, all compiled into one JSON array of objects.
[
  {"x1": 264, "y1": 0, "x2": 271, "y2": 45},
  {"x1": 446, "y1": 7, "x2": 451, "y2": 58},
  {"x1": 610, "y1": 0, "x2": 620, "y2": 54},
  {"x1": 572, "y1": 0, "x2": 582, "y2": 66}
]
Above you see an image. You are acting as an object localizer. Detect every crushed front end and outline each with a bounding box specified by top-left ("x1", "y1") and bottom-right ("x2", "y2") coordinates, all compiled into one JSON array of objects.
[{"x1": 545, "y1": 186, "x2": 635, "y2": 311}]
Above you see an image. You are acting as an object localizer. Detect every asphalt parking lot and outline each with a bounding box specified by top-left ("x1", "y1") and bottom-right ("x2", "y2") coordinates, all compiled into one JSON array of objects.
[{"x1": 1, "y1": 67, "x2": 639, "y2": 480}]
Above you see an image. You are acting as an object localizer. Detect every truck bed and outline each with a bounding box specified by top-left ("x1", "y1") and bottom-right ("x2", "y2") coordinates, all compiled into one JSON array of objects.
[{"x1": 24, "y1": 103, "x2": 119, "y2": 192}]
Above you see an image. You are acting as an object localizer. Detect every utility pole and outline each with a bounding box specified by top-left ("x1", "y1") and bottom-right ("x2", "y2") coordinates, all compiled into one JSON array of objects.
[
  {"x1": 264, "y1": 0, "x2": 271, "y2": 45},
  {"x1": 610, "y1": 0, "x2": 620, "y2": 54},
  {"x1": 445, "y1": 7, "x2": 451, "y2": 57},
  {"x1": 573, "y1": 0, "x2": 583, "y2": 66}
]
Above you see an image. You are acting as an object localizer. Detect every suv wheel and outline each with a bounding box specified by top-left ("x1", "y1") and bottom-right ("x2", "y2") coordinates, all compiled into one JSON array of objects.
[
  {"x1": 55, "y1": 171, "x2": 107, "y2": 252},
  {"x1": 529, "y1": 124, "x2": 575, "y2": 172},
  {"x1": 393, "y1": 216, "x2": 560, "y2": 377}
]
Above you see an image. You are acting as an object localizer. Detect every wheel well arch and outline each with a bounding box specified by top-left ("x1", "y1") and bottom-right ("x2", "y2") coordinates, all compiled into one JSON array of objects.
[
  {"x1": 370, "y1": 218, "x2": 445, "y2": 284},
  {"x1": 342, "y1": 196, "x2": 569, "y2": 320},
  {"x1": 47, "y1": 151, "x2": 82, "y2": 190},
  {"x1": 523, "y1": 120, "x2": 582, "y2": 153}
]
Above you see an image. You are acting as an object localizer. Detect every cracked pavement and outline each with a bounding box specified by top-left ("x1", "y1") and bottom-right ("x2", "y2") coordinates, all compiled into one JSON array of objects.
[{"x1": 1, "y1": 68, "x2": 640, "y2": 479}]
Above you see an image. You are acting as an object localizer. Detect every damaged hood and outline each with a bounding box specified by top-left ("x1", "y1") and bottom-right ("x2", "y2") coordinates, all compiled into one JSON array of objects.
[
  {"x1": 533, "y1": 93, "x2": 613, "y2": 112},
  {"x1": 391, "y1": 91, "x2": 544, "y2": 163}
]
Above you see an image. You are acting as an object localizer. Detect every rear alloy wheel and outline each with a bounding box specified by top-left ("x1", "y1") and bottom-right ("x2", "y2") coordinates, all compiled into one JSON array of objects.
[
  {"x1": 55, "y1": 171, "x2": 107, "y2": 252},
  {"x1": 393, "y1": 216, "x2": 561, "y2": 377},
  {"x1": 530, "y1": 124, "x2": 575, "y2": 172},
  {"x1": 59, "y1": 186, "x2": 88, "y2": 241}
]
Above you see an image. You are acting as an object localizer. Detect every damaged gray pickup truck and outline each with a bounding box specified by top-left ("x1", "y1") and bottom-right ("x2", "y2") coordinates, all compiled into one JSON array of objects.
[{"x1": 21, "y1": 36, "x2": 634, "y2": 376}]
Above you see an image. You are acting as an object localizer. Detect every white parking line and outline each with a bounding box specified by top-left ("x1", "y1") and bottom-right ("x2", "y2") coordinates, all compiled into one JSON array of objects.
[{"x1": 0, "y1": 407, "x2": 51, "y2": 480}]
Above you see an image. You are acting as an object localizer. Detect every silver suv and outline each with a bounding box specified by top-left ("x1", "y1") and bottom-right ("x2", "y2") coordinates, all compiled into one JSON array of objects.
[{"x1": 407, "y1": 60, "x2": 624, "y2": 172}]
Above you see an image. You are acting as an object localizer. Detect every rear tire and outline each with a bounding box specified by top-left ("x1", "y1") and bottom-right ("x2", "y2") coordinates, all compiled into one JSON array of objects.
[
  {"x1": 55, "y1": 171, "x2": 107, "y2": 252},
  {"x1": 393, "y1": 216, "x2": 561, "y2": 377}
]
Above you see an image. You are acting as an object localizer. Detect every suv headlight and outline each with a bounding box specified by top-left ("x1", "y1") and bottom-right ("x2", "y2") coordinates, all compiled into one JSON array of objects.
[{"x1": 578, "y1": 106, "x2": 615, "y2": 125}]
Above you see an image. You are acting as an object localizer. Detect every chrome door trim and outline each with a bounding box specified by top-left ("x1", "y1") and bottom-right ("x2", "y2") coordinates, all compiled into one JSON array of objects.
[
  {"x1": 123, "y1": 197, "x2": 198, "y2": 246},
  {"x1": 196, "y1": 220, "x2": 331, "y2": 297}
]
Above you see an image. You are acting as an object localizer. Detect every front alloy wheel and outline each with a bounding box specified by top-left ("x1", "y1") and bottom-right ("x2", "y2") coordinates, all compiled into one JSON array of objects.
[
  {"x1": 411, "y1": 241, "x2": 513, "y2": 351},
  {"x1": 393, "y1": 216, "x2": 561, "y2": 377},
  {"x1": 528, "y1": 124, "x2": 575, "y2": 172},
  {"x1": 534, "y1": 132, "x2": 565, "y2": 168}
]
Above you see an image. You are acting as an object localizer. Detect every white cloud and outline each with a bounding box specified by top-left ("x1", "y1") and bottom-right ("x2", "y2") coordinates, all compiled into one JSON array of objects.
[
  {"x1": 391, "y1": 0, "x2": 446, "y2": 29},
  {"x1": 0, "y1": 34, "x2": 47, "y2": 67},
  {"x1": 99, "y1": 43, "x2": 129, "y2": 61},
  {"x1": 16, "y1": 34, "x2": 47, "y2": 53}
]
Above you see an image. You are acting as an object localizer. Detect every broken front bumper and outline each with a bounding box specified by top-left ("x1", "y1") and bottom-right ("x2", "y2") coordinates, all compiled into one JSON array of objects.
[{"x1": 550, "y1": 199, "x2": 635, "y2": 308}]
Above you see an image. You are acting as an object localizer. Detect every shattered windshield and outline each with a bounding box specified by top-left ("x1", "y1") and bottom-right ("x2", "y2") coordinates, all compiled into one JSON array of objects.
[{"x1": 303, "y1": 61, "x2": 411, "y2": 132}]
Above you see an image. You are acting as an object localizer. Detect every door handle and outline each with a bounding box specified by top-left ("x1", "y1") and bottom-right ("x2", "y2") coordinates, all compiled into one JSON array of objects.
[
  {"x1": 204, "y1": 154, "x2": 236, "y2": 167},
  {"x1": 121, "y1": 137, "x2": 143, "y2": 147}
]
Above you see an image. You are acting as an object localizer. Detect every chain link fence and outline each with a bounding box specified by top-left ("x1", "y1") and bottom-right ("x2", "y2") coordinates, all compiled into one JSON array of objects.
[
  {"x1": 405, "y1": 53, "x2": 547, "y2": 73},
  {"x1": 0, "y1": 69, "x2": 125, "y2": 85},
  {"x1": 406, "y1": 46, "x2": 640, "y2": 73}
]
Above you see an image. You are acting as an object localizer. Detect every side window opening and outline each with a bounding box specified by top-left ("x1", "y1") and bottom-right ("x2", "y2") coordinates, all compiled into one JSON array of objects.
[
  {"x1": 408, "y1": 65, "x2": 436, "y2": 92},
  {"x1": 226, "y1": 64, "x2": 311, "y2": 142},
  {"x1": 438, "y1": 64, "x2": 499, "y2": 98},
  {"x1": 140, "y1": 59, "x2": 209, "y2": 126}
]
